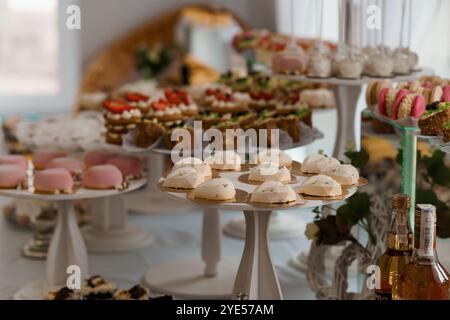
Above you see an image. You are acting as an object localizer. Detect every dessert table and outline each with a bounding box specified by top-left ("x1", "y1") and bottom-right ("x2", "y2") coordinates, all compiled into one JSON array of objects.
[{"x1": 0, "y1": 178, "x2": 147, "y2": 300}]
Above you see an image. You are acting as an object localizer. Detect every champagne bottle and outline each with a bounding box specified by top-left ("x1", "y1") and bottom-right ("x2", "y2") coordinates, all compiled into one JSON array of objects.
[
  {"x1": 395, "y1": 204, "x2": 450, "y2": 300},
  {"x1": 375, "y1": 194, "x2": 413, "y2": 300}
]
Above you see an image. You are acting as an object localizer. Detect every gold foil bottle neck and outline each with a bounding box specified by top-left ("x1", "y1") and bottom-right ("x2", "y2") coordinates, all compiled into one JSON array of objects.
[{"x1": 392, "y1": 194, "x2": 410, "y2": 211}]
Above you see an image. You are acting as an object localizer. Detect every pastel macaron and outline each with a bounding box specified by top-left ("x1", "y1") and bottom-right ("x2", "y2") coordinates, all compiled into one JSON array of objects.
[
  {"x1": 410, "y1": 94, "x2": 426, "y2": 118},
  {"x1": 32, "y1": 151, "x2": 66, "y2": 170},
  {"x1": 83, "y1": 164, "x2": 123, "y2": 189},
  {"x1": 377, "y1": 87, "x2": 390, "y2": 116},
  {"x1": 46, "y1": 157, "x2": 82, "y2": 175},
  {"x1": 391, "y1": 89, "x2": 409, "y2": 119},
  {"x1": 0, "y1": 155, "x2": 28, "y2": 171},
  {"x1": 442, "y1": 85, "x2": 450, "y2": 102},
  {"x1": 34, "y1": 168, "x2": 74, "y2": 194},
  {"x1": 106, "y1": 155, "x2": 142, "y2": 179},
  {"x1": 0, "y1": 164, "x2": 26, "y2": 188},
  {"x1": 84, "y1": 150, "x2": 115, "y2": 169}
]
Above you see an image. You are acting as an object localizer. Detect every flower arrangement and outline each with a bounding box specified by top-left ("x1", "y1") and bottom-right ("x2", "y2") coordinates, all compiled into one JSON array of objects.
[{"x1": 135, "y1": 43, "x2": 177, "y2": 79}]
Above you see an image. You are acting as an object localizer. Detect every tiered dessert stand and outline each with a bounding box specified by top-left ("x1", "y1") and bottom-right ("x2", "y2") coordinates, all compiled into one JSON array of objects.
[
  {"x1": 221, "y1": 124, "x2": 324, "y2": 240},
  {"x1": 1, "y1": 179, "x2": 147, "y2": 300},
  {"x1": 158, "y1": 170, "x2": 358, "y2": 299}
]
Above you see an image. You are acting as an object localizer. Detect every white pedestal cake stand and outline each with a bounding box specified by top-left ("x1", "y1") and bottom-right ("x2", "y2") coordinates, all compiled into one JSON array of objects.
[
  {"x1": 220, "y1": 124, "x2": 323, "y2": 240},
  {"x1": 154, "y1": 170, "x2": 357, "y2": 300},
  {"x1": 82, "y1": 194, "x2": 153, "y2": 252},
  {"x1": 0, "y1": 179, "x2": 146, "y2": 300},
  {"x1": 123, "y1": 139, "x2": 238, "y2": 299}
]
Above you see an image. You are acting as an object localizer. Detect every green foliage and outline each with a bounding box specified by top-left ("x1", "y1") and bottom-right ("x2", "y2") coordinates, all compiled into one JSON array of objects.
[
  {"x1": 337, "y1": 192, "x2": 371, "y2": 226},
  {"x1": 344, "y1": 149, "x2": 369, "y2": 170},
  {"x1": 314, "y1": 192, "x2": 372, "y2": 245},
  {"x1": 415, "y1": 188, "x2": 447, "y2": 211},
  {"x1": 315, "y1": 215, "x2": 349, "y2": 245},
  {"x1": 136, "y1": 44, "x2": 175, "y2": 79}
]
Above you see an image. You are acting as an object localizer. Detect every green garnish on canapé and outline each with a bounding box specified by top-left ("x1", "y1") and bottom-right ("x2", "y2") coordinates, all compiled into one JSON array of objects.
[
  {"x1": 420, "y1": 102, "x2": 450, "y2": 119},
  {"x1": 295, "y1": 108, "x2": 312, "y2": 117},
  {"x1": 443, "y1": 120, "x2": 450, "y2": 130}
]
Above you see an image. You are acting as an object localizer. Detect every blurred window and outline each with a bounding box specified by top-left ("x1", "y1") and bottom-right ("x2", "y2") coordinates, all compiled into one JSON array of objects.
[{"x1": 0, "y1": 0, "x2": 79, "y2": 114}]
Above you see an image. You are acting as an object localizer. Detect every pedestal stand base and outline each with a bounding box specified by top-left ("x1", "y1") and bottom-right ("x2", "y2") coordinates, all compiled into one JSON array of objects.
[
  {"x1": 223, "y1": 213, "x2": 306, "y2": 240},
  {"x1": 82, "y1": 224, "x2": 153, "y2": 253},
  {"x1": 143, "y1": 258, "x2": 238, "y2": 299}
]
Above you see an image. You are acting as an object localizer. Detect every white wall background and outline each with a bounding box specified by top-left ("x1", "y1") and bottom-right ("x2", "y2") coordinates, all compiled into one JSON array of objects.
[{"x1": 79, "y1": 0, "x2": 276, "y2": 65}]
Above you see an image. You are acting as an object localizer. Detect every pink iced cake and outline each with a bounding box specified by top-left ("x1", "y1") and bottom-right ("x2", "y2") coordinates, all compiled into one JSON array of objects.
[
  {"x1": 0, "y1": 155, "x2": 28, "y2": 171},
  {"x1": 32, "y1": 151, "x2": 67, "y2": 170},
  {"x1": 84, "y1": 150, "x2": 115, "y2": 169},
  {"x1": 34, "y1": 168, "x2": 74, "y2": 194},
  {"x1": 106, "y1": 155, "x2": 142, "y2": 179},
  {"x1": 83, "y1": 164, "x2": 123, "y2": 189},
  {"x1": 0, "y1": 164, "x2": 26, "y2": 188},
  {"x1": 46, "y1": 157, "x2": 82, "y2": 175}
]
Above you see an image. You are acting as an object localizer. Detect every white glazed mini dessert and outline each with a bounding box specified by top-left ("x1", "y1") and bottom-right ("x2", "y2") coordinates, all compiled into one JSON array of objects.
[
  {"x1": 392, "y1": 49, "x2": 411, "y2": 74},
  {"x1": 307, "y1": 53, "x2": 332, "y2": 78},
  {"x1": 300, "y1": 153, "x2": 326, "y2": 174},
  {"x1": 316, "y1": 156, "x2": 341, "y2": 173},
  {"x1": 163, "y1": 167, "x2": 206, "y2": 189},
  {"x1": 172, "y1": 157, "x2": 212, "y2": 179},
  {"x1": 324, "y1": 164, "x2": 359, "y2": 186},
  {"x1": 366, "y1": 53, "x2": 394, "y2": 77},
  {"x1": 251, "y1": 181, "x2": 297, "y2": 204},
  {"x1": 338, "y1": 56, "x2": 363, "y2": 79},
  {"x1": 248, "y1": 164, "x2": 291, "y2": 183},
  {"x1": 296, "y1": 175, "x2": 342, "y2": 197},
  {"x1": 331, "y1": 45, "x2": 349, "y2": 75},
  {"x1": 193, "y1": 178, "x2": 236, "y2": 201},
  {"x1": 256, "y1": 148, "x2": 292, "y2": 168},
  {"x1": 299, "y1": 89, "x2": 335, "y2": 109},
  {"x1": 205, "y1": 150, "x2": 241, "y2": 171}
]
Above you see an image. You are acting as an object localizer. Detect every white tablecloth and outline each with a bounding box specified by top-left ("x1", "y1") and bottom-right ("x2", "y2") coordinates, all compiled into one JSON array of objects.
[{"x1": 0, "y1": 199, "x2": 317, "y2": 300}]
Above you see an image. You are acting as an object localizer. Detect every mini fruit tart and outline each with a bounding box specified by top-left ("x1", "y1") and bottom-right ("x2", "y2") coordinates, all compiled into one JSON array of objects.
[
  {"x1": 124, "y1": 92, "x2": 151, "y2": 114},
  {"x1": 103, "y1": 99, "x2": 142, "y2": 125},
  {"x1": 149, "y1": 98, "x2": 185, "y2": 122}
]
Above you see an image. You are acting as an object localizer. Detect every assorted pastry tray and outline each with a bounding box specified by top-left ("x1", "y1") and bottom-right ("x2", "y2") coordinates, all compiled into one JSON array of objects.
[{"x1": 157, "y1": 150, "x2": 365, "y2": 211}]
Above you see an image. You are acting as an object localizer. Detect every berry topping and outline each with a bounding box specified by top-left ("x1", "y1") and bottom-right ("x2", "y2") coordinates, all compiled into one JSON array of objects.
[
  {"x1": 103, "y1": 99, "x2": 135, "y2": 113},
  {"x1": 151, "y1": 99, "x2": 169, "y2": 111},
  {"x1": 125, "y1": 92, "x2": 149, "y2": 102}
]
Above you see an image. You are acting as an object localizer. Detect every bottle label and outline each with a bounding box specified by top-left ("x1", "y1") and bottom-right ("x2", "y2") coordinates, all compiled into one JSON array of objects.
[{"x1": 419, "y1": 210, "x2": 435, "y2": 257}]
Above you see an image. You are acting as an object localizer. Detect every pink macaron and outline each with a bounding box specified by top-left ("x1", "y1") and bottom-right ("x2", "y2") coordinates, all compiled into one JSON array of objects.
[
  {"x1": 378, "y1": 87, "x2": 390, "y2": 116},
  {"x1": 106, "y1": 155, "x2": 142, "y2": 179},
  {"x1": 46, "y1": 157, "x2": 82, "y2": 175},
  {"x1": 0, "y1": 155, "x2": 28, "y2": 171},
  {"x1": 442, "y1": 85, "x2": 450, "y2": 102},
  {"x1": 0, "y1": 164, "x2": 26, "y2": 188},
  {"x1": 34, "y1": 168, "x2": 74, "y2": 193},
  {"x1": 422, "y1": 81, "x2": 433, "y2": 89},
  {"x1": 84, "y1": 150, "x2": 115, "y2": 169},
  {"x1": 83, "y1": 164, "x2": 123, "y2": 189},
  {"x1": 391, "y1": 89, "x2": 409, "y2": 120},
  {"x1": 32, "y1": 151, "x2": 67, "y2": 170},
  {"x1": 410, "y1": 94, "x2": 426, "y2": 118}
]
